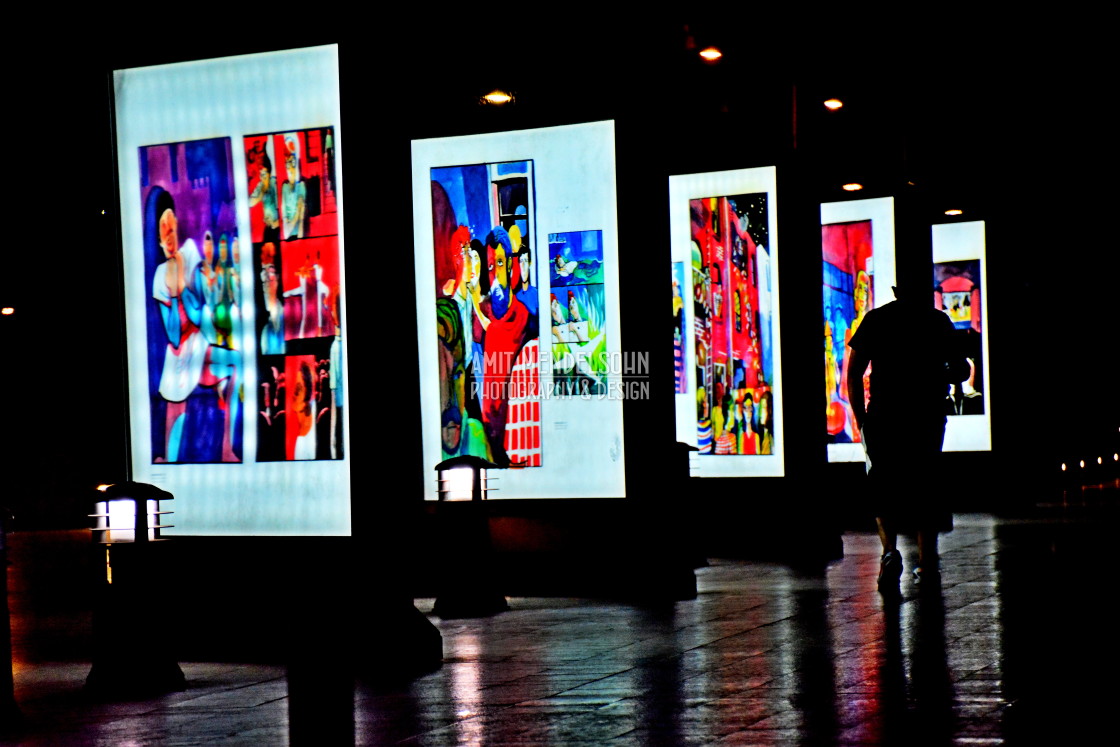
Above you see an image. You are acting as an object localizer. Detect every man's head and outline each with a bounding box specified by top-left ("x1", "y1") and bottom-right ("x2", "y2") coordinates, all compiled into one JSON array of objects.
[{"x1": 892, "y1": 261, "x2": 931, "y2": 302}]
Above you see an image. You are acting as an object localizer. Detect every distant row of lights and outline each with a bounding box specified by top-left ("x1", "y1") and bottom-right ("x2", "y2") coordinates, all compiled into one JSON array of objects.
[
  {"x1": 1061, "y1": 454, "x2": 1120, "y2": 471},
  {"x1": 477, "y1": 48, "x2": 968, "y2": 216},
  {"x1": 829, "y1": 95, "x2": 959, "y2": 213},
  {"x1": 698, "y1": 48, "x2": 965, "y2": 214}
]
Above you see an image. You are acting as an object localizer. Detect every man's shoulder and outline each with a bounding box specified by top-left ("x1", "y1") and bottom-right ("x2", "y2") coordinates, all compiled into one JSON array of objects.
[{"x1": 868, "y1": 299, "x2": 947, "y2": 326}]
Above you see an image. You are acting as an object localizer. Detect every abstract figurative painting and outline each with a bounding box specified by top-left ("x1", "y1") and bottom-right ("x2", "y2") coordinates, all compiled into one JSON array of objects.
[
  {"x1": 549, "y1": 230, "x2": 607, "y2": 397},
  {"x1": 691, "y1": 193, "x2": 775, "y2": 457},
  {"x1": 822, "y1": 219, "x2": 873, "y2": 447},
  {"x1": 672, "y1": 261, "x2": 686, "y2": 394},
  {"x1": 140, "y1": 138, "x2": 243, "y2": 464},
  {"x1": 431, "y1": 160, "x2": 540, "y2": 467},
  {"x1": 934, "y1": 259, "x2": 985, "y2": 416}
]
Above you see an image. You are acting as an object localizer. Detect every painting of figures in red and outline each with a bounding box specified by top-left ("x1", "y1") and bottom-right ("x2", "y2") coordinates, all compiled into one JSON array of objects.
[
  {"x1": 822, "y1": 220, "x2": 873, "y2": 445},
  {"x1": 245, "y1": 127, "x2": 344, "y2": 461},
  {"x1": 691, "y1": 194, "x2": 775, "y2": 456}
]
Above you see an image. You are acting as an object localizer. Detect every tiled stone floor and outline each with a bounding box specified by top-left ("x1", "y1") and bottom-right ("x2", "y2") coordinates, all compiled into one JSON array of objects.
[{"x1": 5, "y1": 501, "x2": 1118, "y2": 744}]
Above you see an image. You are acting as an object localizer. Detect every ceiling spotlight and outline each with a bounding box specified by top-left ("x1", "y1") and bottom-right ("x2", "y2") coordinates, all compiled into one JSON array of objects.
[
  {"x1": 480, "y1": 90, "x2": 514, "y2": 106},
  {"x1": 1, "y1": 307, "x2": 13, "y2": 316},
  {"x1": 699, "y1": 47, "x2": 723, "y2": 62},
  {"x1": 823, "y1": 98, "x2": 843, "y2": 111},
  {"x1": 842, "y1": 183, "x2": 863, "y2": 192},
  {"x1": 944, "y1": 209, "x2": 963, "y2": 216}
]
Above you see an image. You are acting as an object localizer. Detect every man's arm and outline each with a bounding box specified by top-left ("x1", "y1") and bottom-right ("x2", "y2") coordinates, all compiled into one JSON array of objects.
[{"x1": 847, "y1": 345, "x2": 870, "y2": 431}]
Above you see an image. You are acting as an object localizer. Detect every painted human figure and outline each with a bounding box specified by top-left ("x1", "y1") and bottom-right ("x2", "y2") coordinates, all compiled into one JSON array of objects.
[
  {"x1": 259, "y1": 243, "x2": 286, "y2": 354},
  {"x1": 211, "y1": 233, "x2": 237, "y2": 348},
  {"x1": 758, "y1": 390, "x2": 774, "y2": 455},
  {"x1": 283, "y1": 254, "x2": 331, "y2": 339},
  {"x1": 291, "y1": 361, "x2": 316, "y2": 460},
  {"x1": 478, "y1": 226, "x2": 534, "y2": 465},
  {"x1": 442, "y1": 226, "x2": 487, "y2": 394},
  {"x1": 150, "y1": 190, "x2": 240, "y2": 462},
  {"x1": 550, "y1": 293, "x2": 567, "y2": 343},
  {"x1": 736, "y1": 393, "x2": 760, "y2": 455},
  {"x1": 248, "y1": 153, "x2": 280, "y2": 245},
  {"x1": 195, "y1": 231, "x2": 220, "y2": 344},
  {"x1": 328, "y1": 289, "x2": 344, "y2": 459},
  {"x1": 840, "y1": 269, "x2": 871, "y2": 439},
  {"x1": 512, "y1": 227, "x2": 537, "y2": 317},
  {"x1": 567, "y1": 290, "x2": 589, "y2": 343},
  {"x1": 281, "y1": 135, "x2": 307, "y2": 241}
]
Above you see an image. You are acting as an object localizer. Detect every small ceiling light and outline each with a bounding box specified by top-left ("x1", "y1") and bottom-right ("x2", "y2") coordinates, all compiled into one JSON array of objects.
[
  {"x1": 699, "y1": 47, "x2": 722, "y2": 62},
  {"x1": 1, "y1": 307, "x2": 13, "y2": 316},
  {"x1": 823, "y1": 98, "x2": 843, "y2": 111},
  {"x1": 1079, "y1": 460, "x2": 1086, "y2": 469},
  {"x1": 480, "y1": 90, "x2": 514, "y2": 106},
  {"x1": 842, "y1": 183, "x2": 863, "y2": 192},
  {"x1": 1113, "y1": 453, "x2": 1118, "y2": 461},
  {"x1": 1098, "y1": 457, "x2": 1104, "y2": 465},
  {"x1": 1061, "y1": 463, "x2": 1067, "y2": 471},
  {"x1": 944, "y1": 209, "x2": 963, "y2": 216}
]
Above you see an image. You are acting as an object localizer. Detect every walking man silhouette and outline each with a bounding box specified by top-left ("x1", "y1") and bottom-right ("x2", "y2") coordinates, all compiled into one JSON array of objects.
[{"x1": 847, "y1": 281, "x2": 969, "y2": 592}]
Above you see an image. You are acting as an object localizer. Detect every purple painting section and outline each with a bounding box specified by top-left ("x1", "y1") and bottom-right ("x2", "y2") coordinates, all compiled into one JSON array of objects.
[{"x1": 141, "y1": 142, "x2": 237, "y2": 250}]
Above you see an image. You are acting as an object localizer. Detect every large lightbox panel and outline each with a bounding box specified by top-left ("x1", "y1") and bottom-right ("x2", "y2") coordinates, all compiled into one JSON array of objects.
[
  {"x1": 933, "y1": 221, "x2": 992, "y2": 451},
  {"x1": 115, "y1": 46, "x2": 350, "y2": 535},
  {"x1": 670, "y1": 168, "x2": 784, "y2": 477},
  {"x1": 413, "y1": 121, "x2": 625, "y2": 500},
  {"x1": 820, "y1": 197, "x2": 897, "y2": 463}
]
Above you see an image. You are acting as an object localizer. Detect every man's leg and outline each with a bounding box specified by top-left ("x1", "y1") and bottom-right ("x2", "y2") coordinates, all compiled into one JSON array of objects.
[
  {"x1": 914, "y1": 528, "x2": 941, "y2": 587},
  {"x1": 876, "y1": 516, "x2": 897, "y2": 555},
  {"x1": 876, "y1": 516, "x2": 903, "y2": 592}
]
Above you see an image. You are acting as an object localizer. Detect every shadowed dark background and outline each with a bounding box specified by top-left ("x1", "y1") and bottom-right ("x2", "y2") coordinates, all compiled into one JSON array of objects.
[{"x1": 1, "y1": 17, "x2": 1114, "y2": 532}]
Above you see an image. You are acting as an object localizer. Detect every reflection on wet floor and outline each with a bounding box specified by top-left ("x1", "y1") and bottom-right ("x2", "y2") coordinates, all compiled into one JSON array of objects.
[{"x1": 6, "y1": 508, "x2": 1118, "y2": 744}]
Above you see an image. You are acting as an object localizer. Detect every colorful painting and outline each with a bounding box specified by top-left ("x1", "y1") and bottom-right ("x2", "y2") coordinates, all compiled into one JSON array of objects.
[
  {"x1": 691, "y1": 194, "x2": 774, "y2": 456},
  {"x1": 549, "y1": 230, "x2": 607, "y2": 396},
  {"x1": 548, "y1": 229, "x2": 605, "y2": 287},
  {"x1": 140, "y1": 138, "x2": 243, "y2": 464},
  {"x1": 246, "y1": 127, "x2": 344, "y2": 461},
  {"x1": 935, "y1": 259, "x2": 985, "y2": 415},
  {"x1": 431, "y1": 160, "x2": 540, "y2": 467},
  {"x1": 672, "y1": 262, "x2": 686, "y2": 394},
  {"x1": 822, "y1": 220, "x2": 873, "y2": 445}
]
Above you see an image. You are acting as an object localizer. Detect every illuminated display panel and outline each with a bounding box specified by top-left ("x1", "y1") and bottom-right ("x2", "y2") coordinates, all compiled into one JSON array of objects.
[
  {"x1": 413, "y1": 121, "x2": 625, "y2": 500},
  {"x1": 933, "y1": 221, "x2": 992, "y2": 451},
  {"x1": 820, "y1": 197, "x2": 897, "y2": 463},
  {"x1": 670, "y1": 168, "x2": 784, "y2": 477},
  {"x1": 115, "y1": 46, "x2": 350, "y2": 535}
]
